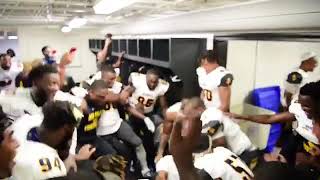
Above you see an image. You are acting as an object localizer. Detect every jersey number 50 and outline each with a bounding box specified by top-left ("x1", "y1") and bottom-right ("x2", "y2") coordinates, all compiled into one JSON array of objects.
[{"x1": 138, "y1": 97, "x2": 154, "y2": 107}]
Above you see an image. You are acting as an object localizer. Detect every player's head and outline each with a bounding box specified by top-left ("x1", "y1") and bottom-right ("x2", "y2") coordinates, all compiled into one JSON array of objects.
[
  {"x1": 146, "y1": 69, "x2": 160, "y2": 90},
  {"x1": 41, "y1": 101, "x2": 81, "y2": 159},
  {"x1": 41, "y1": 45, "x2": 51, "y2": 57},
  {"x1": 0, "y1": 54, "x2": 12, "y2": 70},
  {"x1": 87, "y1": 80, "x2": 109, "y2": 109},
  {"x1": 6, "y1": 49, "x2": 15, "y2": 58},
  {"x1": 101, "y1": 64, "x2": 117, "y2": 88},
  {"x1": 298, "y1": 81, "x2": 320, "y2": 120},
  {"x1": 199, "y1": 50, "x2": 218, "y2": 67},
  {"x1": 300, "y1": 52, "x2": 318, "y2": 72},
  {"x1": 29, "y1": 64, "x2": 60, "y2": 104},
  {"x1": 182, "y1": 97, "x2": 206, "y2": 116},
  {"x1": 0, "y1": 106, "x2": 18, "y2": 178}
]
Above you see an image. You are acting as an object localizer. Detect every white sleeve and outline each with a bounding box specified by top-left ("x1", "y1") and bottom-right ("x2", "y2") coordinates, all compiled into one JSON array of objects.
[
  {"x1": 156, "y1": 156, "x2": 171, "y2": 172},
  {"x1": 54, "y1": 91, "x2": 83, "y2": 107},
  {"x1": 69, "y1": 128, "x2": 77, "y2": 155}
]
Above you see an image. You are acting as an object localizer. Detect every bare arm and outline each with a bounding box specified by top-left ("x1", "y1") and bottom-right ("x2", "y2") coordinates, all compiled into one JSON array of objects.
[
  {"x1": 218, "y1": 86, "x2": 231, "y2": 112},
  {"x1": 97, "y1": 38, "x2": 112, "y2": 62},
  {"x1": 284, "y1": 91, "x2": 293, "y2": 108},
  {"x1": 156, "y1": 112, "x2": 176, "y2": 160},
  {"x1": 127, "y1": 106, "x2": 147, "y2": 120},
  {"x1": 159, "y1": 96, "x2": 168, "y2": 117},
  {"x1": 156, "y1": 171, "x2": 168, "y2": 180},
  {"x1": 112, "y1": 51, "x2": 125, "y2": 68},
  {"x1": 228, "y1": 111, "x2": 295, "y2": 124}
]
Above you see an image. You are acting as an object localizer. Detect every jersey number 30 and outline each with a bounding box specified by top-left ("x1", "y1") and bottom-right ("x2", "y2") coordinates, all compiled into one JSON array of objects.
[
  {"x1": 138, "y1": 97, "x2": 154, "y2": 107},
  {"x1": 39, "y1": 157, "x2": 62, "y2": 172}
]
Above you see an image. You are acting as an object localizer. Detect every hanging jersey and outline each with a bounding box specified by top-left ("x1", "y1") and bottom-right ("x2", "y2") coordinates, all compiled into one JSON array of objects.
[
  {"x1": 201, "y1": 108, "x2": 255, "y2": 155},
  {"x1": 97, "y1": 82, "x2": 123, "y2": 136},
  {"x1": 195, "y1": 147, "x2": 254, "y2": 180},
  {"x1": 129, "y1": 72, "x2": 169, "y2": 114},
  {"x1": 197, "y1": 66, "x2": 233, "y2": 109},
  {"x1": 289, "y1": 102, "x2": 319, "y2": 145},
  {"x1": 12, "y1": 141, "x2": 67, "y2": 180}
]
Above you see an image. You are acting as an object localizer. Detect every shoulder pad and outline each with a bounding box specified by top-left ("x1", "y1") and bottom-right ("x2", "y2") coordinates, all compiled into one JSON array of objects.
[
  {"x1": 219, "y1": 73, "x2": 234, "y2": 87},
  {"x1": 287, "y1": 72, "x2": 303, "y2": 84}
]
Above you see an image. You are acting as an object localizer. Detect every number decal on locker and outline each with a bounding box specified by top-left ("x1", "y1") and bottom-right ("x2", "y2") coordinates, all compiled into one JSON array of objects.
[
  {"x1": 39, "y1": 157, "x2": 62, "y2": 172},
  {"x1": 137, "y1": 96, "x2": 155, "y2": 107},
  {"x1": 225, "y1": 155, "x2": 253, "y2": 180},
  {"x1": 203, "y1": 89, "x2": 213, "y2": 101}
]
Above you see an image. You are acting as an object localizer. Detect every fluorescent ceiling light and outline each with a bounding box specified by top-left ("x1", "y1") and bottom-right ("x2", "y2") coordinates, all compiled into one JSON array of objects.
[
  {"x1": 61, "y1": 26, "x2": 72, "y2": 33},
  {"x1": 94, "y1": 0, "x2": 137, "y2": 15},
  {"x1": 68, "y1": 17, "x2": 87, "y2": 28},
  {"x1": 8, "y1": 36, "x2": 18, "y2": 40}
]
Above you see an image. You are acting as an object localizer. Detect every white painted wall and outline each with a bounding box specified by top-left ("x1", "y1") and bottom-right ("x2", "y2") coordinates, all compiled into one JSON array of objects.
[
  {"x1": 227, "y1": 40, "x2": 320, "y2": 106},
  {"x1": 17, "y1": 27, "x2": 101, "y2": 82},
  {"x1": 227, "y1": 40, "x2": 258, "y2": 106}
]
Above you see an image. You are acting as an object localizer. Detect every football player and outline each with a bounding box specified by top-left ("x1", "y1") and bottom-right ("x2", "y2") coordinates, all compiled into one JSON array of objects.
[
  {"x1": 0, "y1": 106, "x2": 19, "y2": 179},
  {"x1": 127, "y1": 68, "x2": 169, "y2": 169},
  {"x1": 156, "y1": 97, "x2": 256, "y2": 164},
  {"x1": 76, "y1": 79, "x2": 131, "y2": 157},
  {"x1": 162, "y1": 106, "x2": 254, "y2": 180},
  {"x1": 0, "y1": 54, "x2": 21, "y2": 94},
  {"x1": 227, "y1": 81, "x2": 320, "y2": 169},
  {"x1": 283, "y1": 52, "x2": 318, "y2": 108},
  {"x1": 197, "y1": 50, "x2": 233, "y2": 112}
]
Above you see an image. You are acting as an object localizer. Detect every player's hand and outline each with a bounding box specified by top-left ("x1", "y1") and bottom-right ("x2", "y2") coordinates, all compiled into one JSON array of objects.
[
  {"x1": 154, "y1": 154, "x2": 163, "y2": 163},
  {"x1": 144, "y1": 117, "x2": 155, "y2": 133},
  {"x1": 105, "y1": 38, "x2": 112, "y2": 45},
  {"x1": 119, "y1": 88, "x2": 131, "y2": 105},
  {"x1": 76, "y1": 144, "x2": 96, "y2": 161},
  {"x1": 120, "y1": 51, "x2": 125, "y2": 57},
  {"x1": 64, "y1": 154, "x2": 78, "y2": 172}
]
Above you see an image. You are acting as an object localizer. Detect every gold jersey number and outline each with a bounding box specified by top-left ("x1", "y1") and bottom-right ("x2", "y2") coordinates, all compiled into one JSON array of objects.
[
  {"x1": 85, "y1": 110, "x2": 102, "y2": 132},
  {"x1": 203, "y1": 89, "x2": 213, "y2": 101},
  {"x1": 138, "y1": 96, "x2": 155, "y2": 107},
  {"x1": 225, "y1": 155, "x2": 253, "y2": 180},
  {"x1": 39, "y1": 157, "x2": 62, "y2": 172}
]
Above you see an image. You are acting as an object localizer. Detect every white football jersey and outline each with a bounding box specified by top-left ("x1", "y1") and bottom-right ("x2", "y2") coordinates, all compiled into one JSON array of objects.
[
  {"x1": 97, "y1": 81, "x2": 123, "y2": 136},
  {"x1": 166, "y1": 102, "x2": 182, "y2": 113},
  {"x1": 156, "y1": 147, "x2": 253, "y2": 180},
  {"x1": 289, "y1": 102, "x2": 319, "y2": 144},
  {"x1": 201, "y1": 108, "x2": 255, "y2": 155},
  {"x1": 129, "y1": 72, "x2": 169, "y2": 114},
  {"x1": 197, "y1": 66, "x2": 233, "y2": 109},
  {"x1": 0, "y1": 66, "x2": 21, "y2": 94},
  {"x1": 12, "y1": 141, "x2": 67, "y2": 180},
  {"x1": 195, "y1": 147, "x2": 254, "y2": 180},
  {"x1": 0, "y1": 88, "x2": 42, "y2": 119}
]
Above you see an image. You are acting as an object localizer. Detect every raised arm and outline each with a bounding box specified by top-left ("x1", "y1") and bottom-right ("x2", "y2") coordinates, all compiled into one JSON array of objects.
[{"x1": 97, "y1": 37, "x2": 112, "y2": 63}]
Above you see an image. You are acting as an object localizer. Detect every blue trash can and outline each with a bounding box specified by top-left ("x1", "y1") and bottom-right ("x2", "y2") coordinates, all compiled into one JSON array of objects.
[{"x1": 252, "y1": 86, "x2": 282, "y2": 152}]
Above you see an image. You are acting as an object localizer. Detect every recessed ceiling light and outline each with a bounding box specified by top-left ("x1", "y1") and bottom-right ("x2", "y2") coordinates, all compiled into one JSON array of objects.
[
  {"x1": 61, "y1": 26, "x2": 72, "y2": 33},
  {"x1": 94, "y1": 0, "x2": 137, "y2": 15},
  {"x1": 68, "y1": 17, "x2": 87, "y2": 28}
]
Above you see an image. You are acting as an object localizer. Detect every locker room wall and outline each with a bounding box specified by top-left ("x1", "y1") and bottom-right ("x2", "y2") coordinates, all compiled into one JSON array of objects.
[
  {"x1": 17, "y1": 27, "x2": 101, "y2": 82},
  {"x1": 227, "y1": 40, "x2": 320, "y2": 106}
]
